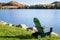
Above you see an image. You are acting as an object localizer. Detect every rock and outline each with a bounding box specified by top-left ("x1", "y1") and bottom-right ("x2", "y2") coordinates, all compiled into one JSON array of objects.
[
  {"x1": 51, "y1": 32, "x2": 59, "y2": 36},
  {"x1": 8, "y1": 24, "x2": 13, "y2": 26},
  {"x1": 33, "y1": 27, "x2": 38, "y2": 32},
  {"x1": 20, "y1": 24, "x2": 28, "y2": 29},
  {"x1": 3, "y1": 22, "x2": 7, "y2": 25},
  {"x1": 27, "y1": 27, "x2": 38, "y2": 33},
  {"x1": 0, "y1": 21, "x2": 7, "y2": 25}
]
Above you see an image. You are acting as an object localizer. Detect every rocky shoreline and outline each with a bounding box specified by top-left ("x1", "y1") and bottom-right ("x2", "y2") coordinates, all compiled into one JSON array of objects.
[
  {"x1": 0, "y1": 20, "x2": 37, "y2": 32},
  {"x1": 0, "y1": 20, "x2": 59, "y2": 36}
]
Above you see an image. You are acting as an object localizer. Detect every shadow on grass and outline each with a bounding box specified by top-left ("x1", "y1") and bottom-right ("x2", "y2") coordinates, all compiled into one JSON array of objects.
[{"x1": 0, "y1": 35, "x2": 33, "y2": 39}]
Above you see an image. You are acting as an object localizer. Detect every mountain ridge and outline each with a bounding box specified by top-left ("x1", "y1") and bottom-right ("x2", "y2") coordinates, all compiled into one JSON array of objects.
[
  {"x1": 0, "y1": 1, "x2": 60, "y2": 9},
  {"x1": 52, "y1": 1, "x2": 60, "y2": 4}
]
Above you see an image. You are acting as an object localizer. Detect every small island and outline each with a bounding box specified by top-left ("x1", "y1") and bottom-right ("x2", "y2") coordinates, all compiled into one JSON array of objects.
[{"x1": 0, "y1": 1, "x2": 60, "y2": 9}]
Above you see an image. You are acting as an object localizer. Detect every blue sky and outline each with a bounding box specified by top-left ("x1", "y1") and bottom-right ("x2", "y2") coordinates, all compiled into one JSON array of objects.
[{"x1": 0, "y1": 0, "x2": 60, "y2": 5}]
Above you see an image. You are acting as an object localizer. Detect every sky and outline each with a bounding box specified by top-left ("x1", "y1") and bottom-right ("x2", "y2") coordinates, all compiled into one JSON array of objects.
[{"x1": 0, "y1": 0, "x2": 60, "y2": 5}]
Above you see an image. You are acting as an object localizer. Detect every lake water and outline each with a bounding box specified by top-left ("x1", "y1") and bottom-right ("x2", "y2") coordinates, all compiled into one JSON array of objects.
[{"x1": 0, "y1": 9, "x2": 60, "y2": 34}]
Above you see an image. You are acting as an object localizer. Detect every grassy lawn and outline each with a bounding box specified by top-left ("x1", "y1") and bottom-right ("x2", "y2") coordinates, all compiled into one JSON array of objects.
[{"x1": 0, "y1": 24, "x2": 60, "y2": 40}]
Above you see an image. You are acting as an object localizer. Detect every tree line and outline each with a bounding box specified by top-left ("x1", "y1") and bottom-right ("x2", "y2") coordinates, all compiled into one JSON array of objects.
[{"x1": 17, "y1": 4, "x2": 60, "y2": 9}]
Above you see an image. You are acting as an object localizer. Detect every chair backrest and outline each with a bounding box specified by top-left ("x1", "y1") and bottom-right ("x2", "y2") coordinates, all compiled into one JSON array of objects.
[
  {"x1": 33, "y1": 18, "x2": 44, "y2": 34},
  {"x1": 50, "y1": 27, "x2": 53, "y2": 32}
]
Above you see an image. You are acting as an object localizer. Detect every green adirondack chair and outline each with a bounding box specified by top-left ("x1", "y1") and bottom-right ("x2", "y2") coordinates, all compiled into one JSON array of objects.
[{"x1": 33, "y1": 18, "x2": 44, "y2": 34}]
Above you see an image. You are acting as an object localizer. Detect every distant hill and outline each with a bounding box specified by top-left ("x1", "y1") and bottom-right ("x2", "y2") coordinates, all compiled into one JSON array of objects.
[
  {"x1": 0, "y1": 1, "x2": 28, "y2": 9},
  {"x1": 52, "y1": 1, "x2": 60, "y2": 4},
  {"x1": 2, "y1": 1, "x2": 26, "y2": 6}
]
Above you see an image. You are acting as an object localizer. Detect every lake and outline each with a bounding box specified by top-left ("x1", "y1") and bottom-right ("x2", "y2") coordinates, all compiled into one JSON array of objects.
[{"x1": 0, "y1": 9, "x2": 60, "y2": 34}]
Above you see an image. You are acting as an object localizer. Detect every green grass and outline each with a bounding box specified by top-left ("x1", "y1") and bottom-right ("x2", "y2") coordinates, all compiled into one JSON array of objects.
[{"x1": 0, "y1": 24, "x2": 60, "y2": 40}]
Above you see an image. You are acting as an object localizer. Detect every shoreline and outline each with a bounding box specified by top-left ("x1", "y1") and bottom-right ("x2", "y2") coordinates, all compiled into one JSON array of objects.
[{"x1": 0, "y1": 20, "x2": 59, "y2": 36}]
